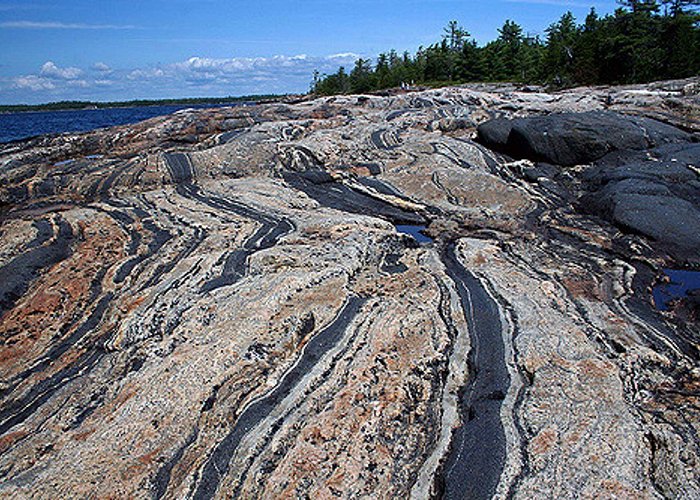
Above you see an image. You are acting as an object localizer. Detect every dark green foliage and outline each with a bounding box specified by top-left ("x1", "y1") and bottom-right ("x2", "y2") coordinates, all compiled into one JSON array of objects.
[
  {"x1": 543, "y1": 12, "x2": 579, "y2": 85},
  {"x1": 312, "y1": 3, "x2": 699, "y2": 95},
  {"x1": 313, "y1": 66, "x2": 351, "y2": 95}
]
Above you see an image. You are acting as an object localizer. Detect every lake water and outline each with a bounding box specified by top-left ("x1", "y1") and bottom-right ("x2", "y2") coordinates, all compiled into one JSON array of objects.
[
  {"x1": 652, "y1": 269, "x2": 700, "y2": 310},
  {"x1": 0, "y1": 103, "x2": 237, "y2": 143},
  {"x1": 395, "y1": 225, "x2": 434, "y2": 244}
]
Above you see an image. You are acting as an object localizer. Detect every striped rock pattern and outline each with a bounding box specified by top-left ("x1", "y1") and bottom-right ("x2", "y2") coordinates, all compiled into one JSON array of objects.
[{"x1": 0, "y1": 80, "x2": 698, "y2": 498}]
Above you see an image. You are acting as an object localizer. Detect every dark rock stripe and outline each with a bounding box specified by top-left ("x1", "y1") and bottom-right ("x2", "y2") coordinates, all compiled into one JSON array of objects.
[
  {"x1": 438, "y1": 243, "x2": 509, "y2": 500},
  {"x1": 284, "y1": 173, "x2": 425, "y2": 225},
  {"x1": 200, "y1": 219, "x2": 294, "y2": 292},
  {"x1": 200, "y1": 249, "x2": 250, "y2": 292},
  {"x1": 2, "y1": 281, "x2": 111, "y2": 393},
  {"x1": 163, "y1": 152, "x2": 295, "y2": 293},
  {"x1": 84, "y1": 162, "x2": 129, "y2": 200},
  {"x1": 26, "y1": 219, "x2": 54, "y2": 249},
  {"x1": 0, "y1": 339, "x2": 107, "y2": 453},
  {"x1": 189, "y1": 297, "x2": 366, "y2": 500},
  {"x1": 229, "y1": 301, "x2": 370, "y2": 497},
  {"x1": 370, "y1": 129, "x2": 402, "y2": 150},
  {"x1": 164, "y1": 152, "x2": 195, "y2": 184},
  {"x1": 0, "y1": 217, "x2": 74, "y2": 319},
  {"x1": 218, "y1": 129, "x2": 248, "y2": 144},
  {"x1": 152, "y1": 428, "x2": 200, "y2": 500},
  {"x1": 104, "y1": 198, "x2": 187, "y2": 290},
  {"x1": 143, "y1": 226, "x2": 205, "y2": 289}
]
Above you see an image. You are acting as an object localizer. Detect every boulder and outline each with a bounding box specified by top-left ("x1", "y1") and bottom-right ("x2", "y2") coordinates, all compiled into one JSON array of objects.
[
  {"x1": 583, "y1": 143, "x2": 700, "y2": 204},
  {"x1": 580, "y1": 141, "x2": 700, "y2": 257},
  {"x1": 478, "y1": 111, "x2": 693, "y2": 166},
  {"x1": 590, "y1": 142, "x2": 700, "y2": 172},
  {"x1": 476, "y1": 118, "x2": 513, "y2": 152},
  {"x1": 611, "y1": 194, "x2": 700, "y2": 252},
  {"x1": 523, "y1": 162, "x2": 559, "y2": 182}
]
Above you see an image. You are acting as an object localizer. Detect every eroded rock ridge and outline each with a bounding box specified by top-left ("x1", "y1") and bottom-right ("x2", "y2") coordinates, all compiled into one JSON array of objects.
[{"x1": 0, "y1": 79, "x2": 698, "y2": 498}]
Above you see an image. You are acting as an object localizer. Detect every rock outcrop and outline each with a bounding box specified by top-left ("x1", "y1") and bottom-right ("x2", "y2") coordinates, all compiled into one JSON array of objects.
[
  {"x1": 476, "y1": 110, "x2": 693, "y2": 166},
  {"x1": 477, "y1": 110, "x2": 700, "y2": 262},
  {"x1": 0, "y1": 79, "x2": 698, "y2": 499}
]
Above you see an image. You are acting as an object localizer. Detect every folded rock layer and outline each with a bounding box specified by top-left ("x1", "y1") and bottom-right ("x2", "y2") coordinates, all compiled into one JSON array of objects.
[{"x1": 0, "y1": 79, "x2": 698, "y2": 499}]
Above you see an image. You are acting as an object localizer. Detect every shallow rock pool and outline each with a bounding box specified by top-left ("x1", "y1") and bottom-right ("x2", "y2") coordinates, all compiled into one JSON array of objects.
[
  {"x1": 395, "y1": 225, "x2": 433, "y2": 244},
  {"x1": 652, "y1": 269, "x2": 700, "y2": 310}
]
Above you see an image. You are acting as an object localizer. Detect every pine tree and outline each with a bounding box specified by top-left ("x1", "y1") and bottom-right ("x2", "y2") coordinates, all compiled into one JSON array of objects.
[
  {"x1": 496, "y1": 20, "x2": 526, "y2": 81},
  {"x1": 350, "y1": 59, "x2": 374, "y2": 93},
  {"x1": 311, "y1": 10, "x2": 700, "y2": 94},
  {"x1": 543, "y1": 12, "x2": 580, "y2": 85},
  {"x1": 457, "y1": 39, "x2": 487, "y2": 81},
  {"x1": 574, "y1": 9, "x2": 602, "y2": 84},
  {"x1": 658, "y1": 2, "x2": 700, "y2": 77},
  {"x1": 375, "y1": 53, "x2": 391, "y2": 89}
]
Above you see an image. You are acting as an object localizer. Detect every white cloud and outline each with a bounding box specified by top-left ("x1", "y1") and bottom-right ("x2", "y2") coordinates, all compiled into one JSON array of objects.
[
  {"x1": 40, "y1": 61, "x2": 83, "y2": 80},
  {"x1": 0, "y1": 21, "x2": 138, "y2": 30},
  {"x1": 173, "y1": 55, "x2": 311, "y2": 74},
  {"x1": 68, "y1": 79, "x2": 90, "y2": 88},
  {"x1": 127, "y1": 68, "x2": 165, "y2": 80},
  {"x1": 328, "y1": 52, "x2": 361, "y2": 60},
  {"x1": 92, "y1": 62, "x2": 112, "y2": 73},
  {"x1": 163, "y1": 54, "x2": 360, "y2": 82},
  {"x1": 13, "y1": 75, "x2": 56, "y2": 91},
  {"x1": 1, "y1": 52, "x2": 364, "y2": 101}
]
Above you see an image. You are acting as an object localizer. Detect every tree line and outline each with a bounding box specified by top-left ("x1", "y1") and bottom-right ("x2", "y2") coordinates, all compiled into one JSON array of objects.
[
  {"x1": 0, "y1": 95, "x2": 282, "y2": 113},
  {"x1": 312, "y1": 0, "x2": 700, "y2": 95}
]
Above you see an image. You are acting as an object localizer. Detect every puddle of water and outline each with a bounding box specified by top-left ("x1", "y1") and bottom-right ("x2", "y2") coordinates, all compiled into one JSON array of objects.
[
  {"x1": 652, "y1": 269, "x2": 700, "y2": 310},
  {"x1": 395, "y1": 225, "x2": 433, "y2": 244},
  {"x1": 54, "y1": 159, "x2": 75, "y2": 167}
]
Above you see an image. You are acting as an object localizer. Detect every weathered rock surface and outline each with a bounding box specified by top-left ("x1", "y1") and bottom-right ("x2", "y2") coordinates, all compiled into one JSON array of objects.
[
  {"x1": 477, "y1": 110, "x2": 694, "y2": 166},
  {"x1": 0, "y1": 79, "x2": 698, "y2": 499},
  {"x1": 478, "y1": 110, "x2": 700, "y2": 262}
]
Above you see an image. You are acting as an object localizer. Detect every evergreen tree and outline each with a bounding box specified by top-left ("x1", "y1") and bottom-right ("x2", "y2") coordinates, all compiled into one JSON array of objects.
[
  {"x1": 457, "y1": 39, "x2": 487, "y2": 81},
  {"x1": 311, "y1": 12, "x2": 700, "y2": 95},
  {"x1": 618, "y1": 0, "x2": 661, "y2": 12},
  {"x1": 424, "y1": 40, "x2": 452, "y2": 81},
  {"x1": 660, "y1": 0, "x2": 700, "y2": 15},
  {"x1": 520, "y1": 35, "x2": 545, "y2": 83},
  {"x1": 443, "y1": 21, "x2": 471, "y2": 80},
  {"x1": 375, "y1": 53, "x2": 391, "y2": 89},
  {"x1": 496, "y1": 20, "x2": 526, "y2": 80},
  {"x1": 574, "y1": 9, "x2": 603, "y2": 84},
  {"x1": 444, "y1": 20, "x2": 470, "y2": 51},
  {"x1": 350, "y1": 58, "x2": 374, "y2": 93},
  {"x1": 543, "y1": 12, "x2": 580, "y2": 85},
  {"x1": 658, "y1": 0, "x2": 700, "y2": 77}
]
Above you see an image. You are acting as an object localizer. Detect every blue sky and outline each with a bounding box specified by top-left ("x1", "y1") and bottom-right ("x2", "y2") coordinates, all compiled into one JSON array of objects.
[{"x1": 0, "y1": 0, "x2": 618, "y2": 104}]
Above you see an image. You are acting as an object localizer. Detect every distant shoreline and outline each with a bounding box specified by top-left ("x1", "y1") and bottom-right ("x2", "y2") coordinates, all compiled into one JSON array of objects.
[{"x1": 0, "y1": 94, "x2": 286, "y2": 114}]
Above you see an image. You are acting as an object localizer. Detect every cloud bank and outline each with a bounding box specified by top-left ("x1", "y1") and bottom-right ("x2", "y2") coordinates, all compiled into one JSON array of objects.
[
  {"x1": 0, "y1": 53, "x2": 361, "y2": 104},
  {"x1": 0, "y1": 21, "x2": 139, "y2": 30}
]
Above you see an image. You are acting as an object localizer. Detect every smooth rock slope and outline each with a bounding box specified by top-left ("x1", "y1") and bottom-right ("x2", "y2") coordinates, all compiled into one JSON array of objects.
[{"x1": 0, "y1": 79, "x2": 698, "y2": 499}]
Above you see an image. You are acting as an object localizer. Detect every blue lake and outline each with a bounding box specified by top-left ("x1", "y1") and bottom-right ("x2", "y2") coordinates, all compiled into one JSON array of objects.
[
  {"x1": 396, "y1": 225, "x2": 433, "y2": 244},
  {"x1": 0, "y1": 103, "x2": 237, "y2": 144},
  {"x1": 652, "y1": 269, "x2": 700, "y2": 310}
]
